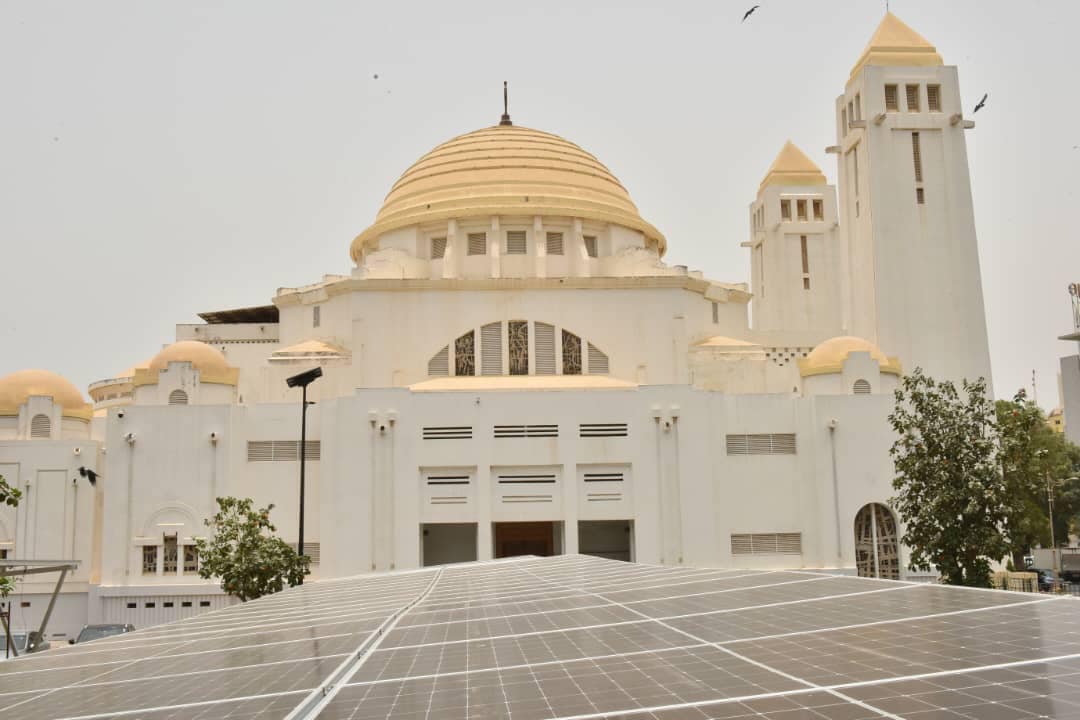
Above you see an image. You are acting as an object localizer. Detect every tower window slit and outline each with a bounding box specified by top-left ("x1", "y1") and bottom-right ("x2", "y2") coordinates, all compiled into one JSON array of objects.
[
  {"x1": 796, "y1": 199, "x2": 807, "y2": 221},
  {"x1": 884, "y1": 84, "x2": 898, "y2": 111},
  {"x1": 812, "y1": 199, "x2": 823, "y2": 221},
  {"x1": 905, "y1": 84, "x2": 920, "y2": 112},
  {"x1": 912, "y1": 132, "x2": 923, "y2": 182},
  {"x1": 780, "y1": 199, "x2": 791, "y2": 221},
  {"x1": 800, "y1": 235, "x2": 810, "y2": 290},
  {"x1": 927, "y1": 85, "x2": 941, "y2": 112}
]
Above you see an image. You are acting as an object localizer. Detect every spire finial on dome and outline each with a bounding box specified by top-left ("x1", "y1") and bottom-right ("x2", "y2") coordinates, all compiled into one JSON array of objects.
[{"x1": 499, "y1": 81, "x2": 512, "y2": 126}]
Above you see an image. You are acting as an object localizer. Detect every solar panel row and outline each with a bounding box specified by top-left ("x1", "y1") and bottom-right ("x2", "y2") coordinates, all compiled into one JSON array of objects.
[{"x1": 1, "y1": 554, "x2": 1078, "y2": 719}]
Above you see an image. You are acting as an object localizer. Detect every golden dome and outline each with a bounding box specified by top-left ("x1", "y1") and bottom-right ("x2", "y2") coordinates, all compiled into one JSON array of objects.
[
  {"x1": 851, "y1": 13, "x2": 943, "y2": 81},
  {"x1": 760, "y1": 141, "x2": 827, "y2": 190},
  {"x1": 799, "y1": 336, "x2": 902, "y2": 377},
  {"x1": 0, "y1": 369, "x2": 92, "y2": 419},
  {"x1": 350, "y1": 124, "x2": 666, "y2": 261},
  {"x1": 135, "y1": 341, "x2": 238, "y2": 387}
]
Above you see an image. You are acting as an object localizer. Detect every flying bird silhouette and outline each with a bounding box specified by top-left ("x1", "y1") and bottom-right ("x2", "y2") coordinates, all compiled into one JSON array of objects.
[
  {"x1": 973, "y1": 93, "x2": 988, "y2": 113},
  {"x1": 742, "y1": 5, "x2": 760, "y2": 22}
]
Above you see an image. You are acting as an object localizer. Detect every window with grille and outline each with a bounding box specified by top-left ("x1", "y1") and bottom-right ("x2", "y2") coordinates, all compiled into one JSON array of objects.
[
  {"x1": 730, "y1": 532, "x2": 802, "y2": 555},
  {"x1": 508, "y1": 321, "x2": 529, "y2": 375},
  {"x1": 813, "y1": 199, "x2": 823, "y2": 221},
  {"x1": 312, "y1": 305, "x2": 321, "y2": 328},
  {"x1": 467, "y1": 232, "x2": 487, "y2": 256},
  {"x1": 168, "y1": 389, "x2": 189, "y2": 405},
  {"x1": 29, "y1": 414, "x2": 51, "y2": 439},
  {"x1": 142, "y1": 545, "x2": 158, "y2": 575},
  {"x1": 780, "y1": 199, "x2": 791, "y2": 221},
  {"x1": 905, "y1": 84, "x2": 920, "y2": 112},
  {"x1": 796, "y1": 199, "x2": 807, "y2": 221},
  {"x1": 455, "y1": 330, "x2": 475, "y2": 376},
  {"x1": 927, "y1": 84, "x2": 941, "y2": 112},
  {"x1": 481, "y1": 322, "x2": 502, "y2": 375},
  {"x1": 853, "y1": 379, "x2": 872, "y2": 395},
  {"x1": 428, "y1": 346, "x2": 449, "y2": 376},
  {"x1": 911, "y1": 132, "x2": 923, "y2": 182},
  {"x1": 534, "y1": 322, "x2": 556, "y2": 375},
  {"x1": 163, "y1": 536, "x2": 178, "y2": 573},
  {"x1": 562, "y1": 331, "x2": 582, "y2": 375},
  {"x1": 506, "y1": 230, "x2": 526, "y2": 255},
  {"x1": 711, "y1": 302, "x2": 719, "y2": 324},
  {"x1": 246, "y1": 441, "x2": 321, "y2": 461},
  {"x1": 916, "y1": 187, "x2": 925, "y2": 204},
  {"x1": 584, "y1": 235, "x2": 598, "y2": 258},
  {"x1": 183, "y1": 545, "x2": 199, "y2": 573},
  {"x1": 546, "y1": 232, "x2": 564, "y2": 255},
  {"x1": 431, "y1": 236, "x2": 447, "y2": 259},
  {"x1": 587, "y1": 343, "x2": 609, "y2": 374},
  {"x1": 725, "y1": 433, "x2": 797, "y2": 455},
  {"x1": 884, "y1": 84, "x2": 898, "y2": 111},
  {"x1": 800, "y1": 236, "x2": 810, "y2": 290}
]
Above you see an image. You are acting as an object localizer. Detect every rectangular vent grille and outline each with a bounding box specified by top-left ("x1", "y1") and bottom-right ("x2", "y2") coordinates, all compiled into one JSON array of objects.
[
  {"x1": 583, "y1": 472, "x2": 624, "y2": 482},
  {"x1": 428, "y1": 346, "x2": 449, "y2": 376},
  {"x1": 287, "y1": 542, "x2": 321, "y2": 565},
  {"x1": 497, "y1": 473, "x2": 556, "y2": 503},
  {"x1": 725, "y1": 433, "x2": 797, "y2": 455},
  {"x1": 430, "y1": 236, "x2": 446, "y2": 259},
  {"x1": 422, "y1": 426, "x2": 472, "y2": 440},
  {"x1": 730, "y1": 533, "x2": 802, "y2": 555},
  {"x1": 535, "y1": 322, "x2": 555, "y2": 375},
  {"x1": 587, "y1": 343, "x2": 609, "y2": 374},
  {"x1": 481, "y1": 322, "x2": 502, "y2": 376},
  {"x1": 426, "y1": 475, "x2": 470, "y2": 505},
  {"x1": 580, "y1": 423, "x2": 628, "y2": 438},
  {"x1": 546, "y1": 232, "x2": 564, "y2": 255},
  {"x1": 467, "y1": 232, "x2": 487, "y2": 256},
  {"x1": 494, "y1": 424, "x2": 558, "y2": 438},
  {"x1": 506, "y1": 230, "x2": 526, "y2": 254},
  {"x1": 247, "y1": 441, "x2": 321, "y2": 462}
]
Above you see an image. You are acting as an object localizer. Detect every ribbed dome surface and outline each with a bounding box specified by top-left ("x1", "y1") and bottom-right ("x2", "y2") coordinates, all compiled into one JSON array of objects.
[{"x1": 351, "y1": 124, "x2": 665, "y2": 260}]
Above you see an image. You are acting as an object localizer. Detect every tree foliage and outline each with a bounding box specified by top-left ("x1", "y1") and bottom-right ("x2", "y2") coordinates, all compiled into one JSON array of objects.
[
  {"x1": 195, "y1": 497, "x2": 309, "y2": 602},
  {"x1": 0, "y1": 473, "x2": 20, "y2": 508},
  {"x1": 0, "y1": 474, "x2": 19, "y2": 656},
  {"x1": 889, "y1": 370, "x2": 1011, "y2": 587}
]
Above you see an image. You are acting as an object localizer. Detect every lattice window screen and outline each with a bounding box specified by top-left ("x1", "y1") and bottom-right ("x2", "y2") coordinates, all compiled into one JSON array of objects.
[
  {"x1": 884, "y1": 84, "x2": 898, "y2": 111},
  {"x1": 562, "y1": 331, "x2": 582, "y2": 375},
  {"x1": 508, "y1": 321, "x2": 529, "y2": 375},
  {"x1": 905, "y1": 84, "x2": 920, "y2": 112},
  {"x1": 455, "y1": 331, "x2": 475, "y2": 376},
  {"x1": 927, "y1": 85, "x2": 941, "y2": 112}
]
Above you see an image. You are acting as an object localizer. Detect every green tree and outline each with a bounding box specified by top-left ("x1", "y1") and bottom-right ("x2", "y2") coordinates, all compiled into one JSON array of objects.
[
  {"x1": 0, "y1": 473, "x2": 20, "y2": 656},
  {"x1": 996, "y1": 391, "x2": 1080, "y2": 568},
  {"x1": 195, "y1": 497, "x2": 309, "y2": 602},
  {"x1": 0, "y1": 472, "x2": 20, "y2": 507},
  {"x1": 889, "y1": 369, "x2": 1011, "y2": 587}
]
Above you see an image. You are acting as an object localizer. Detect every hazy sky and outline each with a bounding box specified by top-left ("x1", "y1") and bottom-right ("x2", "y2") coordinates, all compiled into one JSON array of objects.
[{"x1": 2, "y1": 0, "x2": 1078, "y2": 408}]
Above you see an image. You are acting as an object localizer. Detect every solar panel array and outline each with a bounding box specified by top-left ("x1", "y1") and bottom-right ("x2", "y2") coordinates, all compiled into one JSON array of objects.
[{"x1": 2, "y1": 554, "x2": 1079, "y2": 719}]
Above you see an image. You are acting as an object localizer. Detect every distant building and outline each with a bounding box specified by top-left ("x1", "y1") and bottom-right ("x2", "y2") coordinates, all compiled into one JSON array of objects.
[{"x1": 1, "y1": 13, "x2": 994, "y2": 638}]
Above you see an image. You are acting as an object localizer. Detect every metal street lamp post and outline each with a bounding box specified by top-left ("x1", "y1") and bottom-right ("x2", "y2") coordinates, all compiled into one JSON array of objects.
[{"x1": 285, "y1": 367, "x2": 322, "y2": 584}]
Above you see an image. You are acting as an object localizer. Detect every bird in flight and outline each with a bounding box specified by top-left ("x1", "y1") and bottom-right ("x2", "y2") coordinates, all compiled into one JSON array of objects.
[
  {"x1": 973, "y1": 93, "x2": 988, "y2": 113},
  {"x1": 742, "y1": 5, "x2": 760, "y2": 22}
]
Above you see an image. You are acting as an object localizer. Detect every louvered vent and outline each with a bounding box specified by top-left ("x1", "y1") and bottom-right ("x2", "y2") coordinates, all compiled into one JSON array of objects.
[
  {"x1": 725, "y1": 433, "x2": 797, "y2": 455},
  {"x1": 587, "y1": 344, "x2": 609, "y2": 374},
  {"x1": 583, "y1": 471, "x2": 623, "y2": 503},
  {"x1": 431, "y1": 236, "x2": 447, "y2": 259},
  {"x1": 497, "y1": 473, "x2": 556, "y2": 503},
  {"x1": 467, "y1": 232, "x2": 487, "y2": 255},
  {"x1": 580, "y1": 423, "x2": 628, "y2": 438},
  {"x1": 494, "y1": 425, "x2": 558, "y2": 438},
  {"x1": 29, "y1": 414, "x2": 51, "y2": 439},
  {"x1": 853, "y1": 379, "x2": 872, "y2": 395},
  {"x1": 534, "y1": 323, "x2": 555, "y2": 375},
  {"x1": 583, "y1": 471, "x2": 624, "y2": 482},
  {"x1": 730, "y1": 533, "x2": 802, "y2": 555},
  {"x1": 911, "y1": 132, "x2": 923, "y2": 182},
  {"x1": 425, "y1": 475, "x2": 470, "y2": 504},
  {"x1": 428, "y1": 346, "x2": 450, "y2": 376},
  {"x1": 168, "y1": 389, "x2": 189, "y2": 405},
  {"x1": 481, "y1": 322, "x2": 502, "y2": 375},
  {"x1": 506, "y1": 230, "x2": 526, "y2": 255},
  {"x1": 422, "y1": 426, "x2": 472, "y2": 440},
  {"x1": 246, "y1": 441, "x2": 321, "y2": 461},
  {"x1": 546, "y1": 232, "x2": 564, "y2": 255},
  {"x1": 288, "y1": 542, "x2": 321, "y2": 565},
  {"x1": 905, "y1": 84, "x2": 920, "y2": 112}
]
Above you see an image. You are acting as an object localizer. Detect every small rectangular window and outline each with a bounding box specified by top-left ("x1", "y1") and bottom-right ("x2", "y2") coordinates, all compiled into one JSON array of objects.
[
  {"x1": 927, "y1": 85, "x2": 941, "y2": 112},
  {"x1": 20, "y1": 601, "x2": 31, "y2": 608},
  {"x1": 711, "y1": 302, "x2": 719, "y2": 324},
  {"x1": 780, "y1": 199, "x2": 791, "y2": 221},
  {"x1": 841, "y1": 108, "x2": 848, "y2": 134},
  {"x1": 884, "y1": 84, "x2": 898, "y2": 111},
  {"x1": 905, "y1": 84, "x2": 920, "y2": 112},
  {"x1": 847, "y1": 101, "x2": 854, "y2": 127},
  {"x1": 200, "y1": 600, "x2": 211, "y2": 607},
  {"x1": 800, "y1": 235, "x2": 810, "y2": 290},
  {"x1": 467, "y1": 232, "x2": 487, "y2": 256},
  {"x1": 916, "y1": 187, "x2": 925, "y2": 204},
  {"x1": 912, "y1": 132, "x2": 923, "y2": 182},
  {"x1": 163, "y1": 602, "x2": 174, "y2": 608},
  {"x1": 181, "y1": 601, "x2": 192, "y2": 608},
  {"x1": 431, "y1": 236, "x2": 447, "y2": 259},
  {"x1": 505, "y1": 230, "x2": 526, "y2": 255},
  {"x1": 546, "y1": 232, "x2": 564, "y2": 255},
  {"x1": 183, "y1": 545, "x2": 199, "y2": 574},
  {"x1": 812, "y1": 199, "x2": 823, "y2": 221},
  {"x1": 584, "y1": 235, "x2": 598, "y2": 258},
  {"x1": 163, "y1": 536, "x2": 178, "y2": 574},
  {"x1": 126, "y1": 602, "x2": 136, "y2": 609},
  {"x1": 796, "y1": 199, "x2": 807, "y2": 221},
  {"x1": 145, "y1": 602, "x2": 155, "y2": 609},
  {"x1": 312, "y1": 305, "x2": 320, "y2": 328},
  {"x1": 854, "y1": 93, "x2": 862, "y2": 120},
  {"x1": 142, "y1": 545, "x2": 157, "y2": 575}
]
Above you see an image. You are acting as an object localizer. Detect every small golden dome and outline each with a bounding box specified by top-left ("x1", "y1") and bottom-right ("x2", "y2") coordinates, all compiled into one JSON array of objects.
[
  {"x1": 149, "y1": 341, "x2": 231, "y2": 374},
  {"x1": 851, "y1": 12, "x2": 943, "y2": 81},
  {"x1": 799, "y1": 336, "x2": 902, "y2": 377},
  {"x1": 351, "y1": 124, "x2": 665, "y2": 261},
  {"x1": 760, "y1": 141, "x2": 827, "y2": 190},
  {"x1": 0, "y1": 369, "x2": 91, "y2": 419}
]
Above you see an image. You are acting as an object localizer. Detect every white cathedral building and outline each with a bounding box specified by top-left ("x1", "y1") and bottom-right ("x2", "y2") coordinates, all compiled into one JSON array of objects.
[{"x1": 0, "y1": 14, "x2": 994, "y2": 638}]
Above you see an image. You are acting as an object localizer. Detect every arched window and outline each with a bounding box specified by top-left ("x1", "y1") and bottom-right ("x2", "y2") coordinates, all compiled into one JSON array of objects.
[
  {"x1": 168, "y1": 389, "x2": 189, "y2": 405},
  {"x1": 853, "y1": 379, "x2": 871, "y2": 395},
  {"x1": 427, "y1": 322, "x2": 609, "y2": 378},
  {"x1": 29, "y1": 414, "x2": 51, "y2": 439},
  {"x1": 854, "y1": 503, "x2": 900, "y2": 580}
]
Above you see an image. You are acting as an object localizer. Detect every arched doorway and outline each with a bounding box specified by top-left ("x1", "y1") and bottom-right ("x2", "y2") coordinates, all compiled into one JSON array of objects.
[{"x1": 854, "y1": 503, "x2": 900, "y2": 580}]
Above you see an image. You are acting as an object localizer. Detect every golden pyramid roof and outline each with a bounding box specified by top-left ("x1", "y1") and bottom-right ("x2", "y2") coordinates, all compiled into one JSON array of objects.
[
  {"x1": 851, "y1": 12, "x2": 943, "y2": 80},
  {"x1": 759, "y1": 141, "x2": 826, "y2": 190}
]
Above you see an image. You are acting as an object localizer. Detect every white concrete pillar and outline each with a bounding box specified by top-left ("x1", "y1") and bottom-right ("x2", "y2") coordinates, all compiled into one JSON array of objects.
[
  {"x1": 489, "y1": 216, "x2": 501, "y2": 278},
  {"x1": 442, "y1": 219, "x2": 459, "y2": 279},
  {"x1": 570, "y1": 218, "x2": 590, "y2": 278},
  {"x1": 533, "y1": 216, "x2": 546, "y2": 279}
]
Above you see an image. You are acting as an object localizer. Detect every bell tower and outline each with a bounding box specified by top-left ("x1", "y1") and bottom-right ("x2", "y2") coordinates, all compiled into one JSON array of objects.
[{"x1": 835, "y1": 13, "x2": 992, "y2": 389}]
